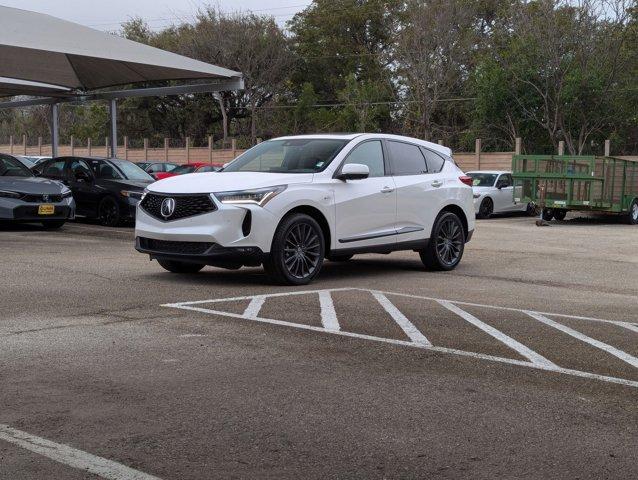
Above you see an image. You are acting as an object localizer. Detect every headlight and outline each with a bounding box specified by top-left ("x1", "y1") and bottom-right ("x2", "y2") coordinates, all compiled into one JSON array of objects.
[
  {"x1": 0, "y1": 189, "x2": 21, "y2": 199},
  {"x1": 121, "y1": 190, "x2": 144, "y2": 200},
  {"x1": 473, "y1": 193, "x2": 481, "y2": 199},
  {"x1": 214, "y1": 185, "x2": 287, "y2": 206},
  {"x1": 61, "y1": 187, "x2": 73, "y2": 198}
]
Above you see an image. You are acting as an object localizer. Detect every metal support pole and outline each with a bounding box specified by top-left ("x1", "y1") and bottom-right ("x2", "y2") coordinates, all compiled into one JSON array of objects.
[
  {"x1": 109, "y1": 99, "x2": 117, "y2": 158},
  {"x1": 51, "y1": 103, "x2": 59, "y2": 157}
]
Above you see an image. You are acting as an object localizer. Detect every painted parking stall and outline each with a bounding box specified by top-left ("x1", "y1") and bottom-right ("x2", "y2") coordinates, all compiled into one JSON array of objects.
[{"x1": 164, "y1": 287, "x2": 638, "y2": 389}]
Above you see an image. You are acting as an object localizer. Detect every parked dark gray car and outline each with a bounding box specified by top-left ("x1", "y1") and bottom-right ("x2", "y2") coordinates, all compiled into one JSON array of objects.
[{"x1": 0, "y1": 153, "x2": 75, "y2": 228}]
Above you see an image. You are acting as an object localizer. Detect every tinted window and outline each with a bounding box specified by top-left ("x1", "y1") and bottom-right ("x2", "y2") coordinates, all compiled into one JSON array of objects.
[
  {"x1": 224, "y1": 138, "x2": 348, "y2": 173},
  {"x1": 387, "y1": 141, "x2": 427, "y2": 175},
  {"x1": 498, "y1": 174, "x2": 513, "y2": 187},
  {"x1": 467, "y1": 173, "x2": 498, "y2": 187},
  {"x1": 343, "y1": 141, "x2": 385, "y2": 177},
  {"x1": 41, "y1": 159, "x2": 67, "y2": 179},
  {"x1": 147, "y1": 163, "x2": 163, "y2": 173},
  {"x1": 69, "y1": 159, "x2": 92, "y2": 180},
  {"x1": 421, "y1": 148, "x2": 446, "y2": 173},
  {"x1": 0, "y1": 155, "x2": 33, "y2": 177}
]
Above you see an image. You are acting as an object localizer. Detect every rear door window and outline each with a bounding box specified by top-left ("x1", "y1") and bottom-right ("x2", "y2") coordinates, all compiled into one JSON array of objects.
[{"x1": 387, "y1": 141, "x2": 427, "y2": 175}]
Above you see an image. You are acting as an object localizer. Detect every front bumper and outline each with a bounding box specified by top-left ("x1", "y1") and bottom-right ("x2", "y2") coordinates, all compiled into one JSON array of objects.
[{"x1": 0, "y1": 197, "x2": 75, "y2": 221}]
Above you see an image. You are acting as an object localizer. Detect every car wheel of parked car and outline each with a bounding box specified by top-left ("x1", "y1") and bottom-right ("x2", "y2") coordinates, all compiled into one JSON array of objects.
[
  {"x1": 542, "y1": 208, "x2": 554, "y2": 221},
  {"x1": 626, "y1": 199, "x2": 638, "y2": 225},
  {"x1": 157, "y1": 259, "x2": 205, "y2": 273},
  {"x1": 553, "y1": 209, "x2": 567, "y2": 221},
  {"x1": 41, "y1": 220, "x2": 66, "y2": 229},
  {"x1": 327, "y1": 254, "x2": 354, "y2": 262},
  {"x1": 477, "y1": 197, "x2": 493, "y2": 219},
  {"x1": 526, "y1": 202, "x2": 538, "y2": 216},
  {"x1": 420, "y1": 211, "x2": 465, "y2": 271},
  {"x1": 98, "y1": 196, "x2": 121, "y2": 227},
  {"x1": 264, "y1": 213, "x2": 325, "y2": 285}
]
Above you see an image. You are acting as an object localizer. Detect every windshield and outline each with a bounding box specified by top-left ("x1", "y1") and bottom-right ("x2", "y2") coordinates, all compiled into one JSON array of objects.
[
  {"x1": 87, "y1": 159, "x2": 153, "y2": 181},
  {"x1": 171, "y1": 165, "x2": 198, "y2": 175},
  {"x1": 0, "y1": 155, "x2": 34, "y2": 177},
  {"x1": 224, "y1": 138, "x2": 349, "y2": 173},
  {"x1": 467, "y1": 173, "x2": 498, "y2": 187}
]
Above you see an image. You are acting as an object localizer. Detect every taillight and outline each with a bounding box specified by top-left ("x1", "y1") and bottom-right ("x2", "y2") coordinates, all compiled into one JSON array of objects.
[{"x1": 459, "y1": 175, "x2": 473, "y2": 187}]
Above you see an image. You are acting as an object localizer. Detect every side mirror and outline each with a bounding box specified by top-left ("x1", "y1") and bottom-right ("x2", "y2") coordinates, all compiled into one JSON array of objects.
[{"x1": 337, "y1": 163, "x2": 369, "y2": 181}]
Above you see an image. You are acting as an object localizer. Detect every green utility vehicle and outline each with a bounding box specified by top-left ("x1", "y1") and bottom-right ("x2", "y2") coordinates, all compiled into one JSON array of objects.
[{"x1": 511, "y1": 154, "x2": 638, "y2": 224}]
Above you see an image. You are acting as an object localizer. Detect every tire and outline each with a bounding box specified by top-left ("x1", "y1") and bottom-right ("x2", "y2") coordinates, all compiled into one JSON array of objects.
[
  {"x1": 477, "y1": 197, "x2": 493, "y2": 219},
  {"x1": 41, "y1": 220, "x2": 65, "y2": 229},
  {"x1": 553, "y1": 209, "x2": 567, "y2": 221},
  {"x1": 264, "y1": 213, "x2": 325, "y2": 285},
  {"x1": 626, "y1": 199, "x2": 638, "y2": 225},
  {"x1": 157, "y1": 259, "x2": 205, "y2": 274},
  {"x1": 98, "y1": 196, "x2": 121, "y2": 227},
  {"x1": 420, "y1": 211, "x2": 465, "y2": 271},
  {"x1": 542, "y1": 208, "x2": 554, "y2": 221},
  {"x1": 327, "y1": 254, "x2": 354, "y2": 262},
  {"x1": 526, "y1": 202, "x2": 538, "y2": 216}
]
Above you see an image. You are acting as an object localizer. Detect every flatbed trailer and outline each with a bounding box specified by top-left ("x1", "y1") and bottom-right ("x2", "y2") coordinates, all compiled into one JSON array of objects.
[{"x1": 511, "y1": 154, "x2": 638, "y2": 224}]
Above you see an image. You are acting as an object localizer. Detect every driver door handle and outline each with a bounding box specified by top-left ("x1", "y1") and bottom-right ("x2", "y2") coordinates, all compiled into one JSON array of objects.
[{"x1": 380, "y1": 186, "x2": 394, "y2": 193}]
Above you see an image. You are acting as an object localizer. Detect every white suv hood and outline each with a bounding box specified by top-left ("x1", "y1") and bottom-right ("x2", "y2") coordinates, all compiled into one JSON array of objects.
[{"x1": 149, "y1": 172, "x2": 315, "y2": 194}]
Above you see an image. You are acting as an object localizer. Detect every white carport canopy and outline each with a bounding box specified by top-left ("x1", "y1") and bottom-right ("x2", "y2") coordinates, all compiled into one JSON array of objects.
[{"x1": 0, "y1": 5, "x2": 243, "y2": 155}]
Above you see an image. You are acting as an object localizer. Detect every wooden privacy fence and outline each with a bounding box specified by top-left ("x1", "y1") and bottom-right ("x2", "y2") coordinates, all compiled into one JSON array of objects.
[{"x1": 1, "y1": 135, "x2": 636, "y2": 170}]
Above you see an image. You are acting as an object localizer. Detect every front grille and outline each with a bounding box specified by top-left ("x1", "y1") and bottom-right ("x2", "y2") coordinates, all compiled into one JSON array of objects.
[
  {"x1": 140, "y1": 193, "x2": 216, "y2": 221},
  {"x1": 22, "y1": 194, "x2": 63, "y2": 203},
  {"x1": 140, "y1": 238, "x2": 214, "y2": 255}
]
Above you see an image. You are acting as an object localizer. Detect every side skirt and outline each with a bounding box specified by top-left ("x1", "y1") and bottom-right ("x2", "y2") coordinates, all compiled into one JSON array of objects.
[{"x1": 329, "y1": 238, "x2": 429, "y2": 256}]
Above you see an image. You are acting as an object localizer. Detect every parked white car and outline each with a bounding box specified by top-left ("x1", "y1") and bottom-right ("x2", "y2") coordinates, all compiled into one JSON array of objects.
[
  {"x1": 467, "y1": 170, "x2": 534, "y2": 218},
  {"x1": 135, "y1": 134, "x2": 475, "y2": 285}
]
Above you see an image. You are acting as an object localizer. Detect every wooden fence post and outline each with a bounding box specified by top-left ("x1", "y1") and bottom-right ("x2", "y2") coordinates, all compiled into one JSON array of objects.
[
  {"x1": 231, "y1": 138, "x2": 237, "y2": 158},
  {"x1": 9, "y1": 135, "x2": 13, "y2": 154},
  {"x1": 437, "y1": 140, "x2": 444, "y2": 146},
  {"x1": 515, "y1": 137, "x2": 522, "y2": 155},
  {"x1": 185, "y1": 137, "x2": 190, "y2": 162},
  {"x1": 105, "y1": 137, "x2": 109, "y2": 157},
  {"x1": 604, "y1": 139, "x2": 611, "y2": 157},
  {"x1": 144, "y1": 138, "x2": 149, "y2": 161},
  {"x1": 87, "y1": 138, "x2": 92, "y2": 156},
  {"x1": 124, "y1": 136, "x2": 128, "y2": 160},
  {"x1": 558, "y1": 141, "x2": 564, "y2": 156},
  {"x1": 22, "y1": 134, "x2": 27, "y2": 154},
  {"x1": 475, "y1": 138, "x2": 481, "y2": 170},
  {"x1": 38, "y1": 136, "x2": 42, "y2": 155},
  {"x1": 164, "y1": 138, "x2": 169, "y2": 162},
  {"x1": 208, "y1": 135, "x2": 213, "y2": 163},
  {"x1": 70, "y1": 135, "x2": 74, "y2": 155}
]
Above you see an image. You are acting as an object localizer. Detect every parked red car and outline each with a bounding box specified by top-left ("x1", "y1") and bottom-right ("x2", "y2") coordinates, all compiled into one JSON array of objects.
[{"x1": 153, "y1": 162, "x2": 222, "y2": 180}]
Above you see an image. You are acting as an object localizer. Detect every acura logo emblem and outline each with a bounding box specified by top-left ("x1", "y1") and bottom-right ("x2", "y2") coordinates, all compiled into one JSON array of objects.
[{"x1": 160, "y1": 197, "x2": 176, "y2": 218}]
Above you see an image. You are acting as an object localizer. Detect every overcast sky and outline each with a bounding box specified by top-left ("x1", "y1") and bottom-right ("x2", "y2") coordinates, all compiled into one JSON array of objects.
[{"x1": 2, "y1": 1, "x2": 310, "y2": 30}]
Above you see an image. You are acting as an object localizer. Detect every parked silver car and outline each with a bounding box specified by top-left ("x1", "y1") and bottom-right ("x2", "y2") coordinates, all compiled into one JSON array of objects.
[{"x1": 0, "y1": 154, "x2": 75, "y2": 229}]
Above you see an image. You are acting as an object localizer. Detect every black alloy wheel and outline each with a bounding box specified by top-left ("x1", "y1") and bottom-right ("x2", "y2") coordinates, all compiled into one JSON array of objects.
[
  {"x1": 477, "y1": 197, "x2": 493, "y2": 219},
  {"x1": 98, "y1": 196, "x2": 121, "y2": 227},
  {"x1": 553, "y1": 209, "x2": 567, "y2": 221},
  {"x1": 420, "y1": 211, "x2": 465, "y2": 271},
  {"x1": 265, "y1": 213, "x2": 325, "y2": 285},
  {"x1": 542, "y1": 208, "x2": 554, "y2": 221},
  {"x1": 526, "y1": 202, "x2": 538, "y2": 216}
]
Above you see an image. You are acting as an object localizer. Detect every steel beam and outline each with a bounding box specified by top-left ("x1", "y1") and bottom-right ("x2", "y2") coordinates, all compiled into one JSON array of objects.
[
  {"x1": 109, "y1": 99, "x2": 117, "y2": 158},
  {"x1": 51, "y1": 103, "x2": 59, "y2": 158}
]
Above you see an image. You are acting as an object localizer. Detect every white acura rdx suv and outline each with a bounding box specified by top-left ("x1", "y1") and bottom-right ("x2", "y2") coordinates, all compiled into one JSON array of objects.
[{"x1": 135, "y1": 134, "x2": 475, "y2": 285}]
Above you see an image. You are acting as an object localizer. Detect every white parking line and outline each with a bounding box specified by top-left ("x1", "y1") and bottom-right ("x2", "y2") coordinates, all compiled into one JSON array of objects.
[
  {"x1": 0, "y1": 424, "x2": 162, "y2": 480},
  {"x1": 164, "y1": 287, "x2": 638, "y2": 389},
  {"x1": 318, "y1": 291, "x2": 340, "y2": 331},
  {"x1": 243, "y1": 295, "x2": 266, "y2": 319},
  {"x1": 438, "y1": 301, "x2": 557, "y2": 368},
  {"x1": 372, "y1": 292, "x2": 431, "y2": 346},
  {"x1": 525, "y1": 311, "x2": 638, "y2": 369}
]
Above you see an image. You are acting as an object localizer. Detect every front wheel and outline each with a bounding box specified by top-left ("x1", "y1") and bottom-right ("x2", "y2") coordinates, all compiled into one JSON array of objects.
[
  {"x1": 157, "y1": 259, "x2": 205, "y2": 273},
  {"x1": 264, "y1": 213, "x2": 325, "y2": 285},
  {"x1": 477, "y1": 197, "x2": 493, "y2": 219},
  {"x1": 626, "y1": 199, "x2": 638, "y2": 225},
  {"x1": 420, "y1": 211, "x2": 465, "y2": 271},
  {"x1": 41, "y1": 220, "x2": 66, "y2": 229},
  {"x1": 542, "y1": 208, "x2": 554, "y2": 221},
  {"x1": 98, "y1": 196, "x2": 121, "y2": 227},
  {"x1": 526, "y1": 202, "x2": 539, "y2": 216}
]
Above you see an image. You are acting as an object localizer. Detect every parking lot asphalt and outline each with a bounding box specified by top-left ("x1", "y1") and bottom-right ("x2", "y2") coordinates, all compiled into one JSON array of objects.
[{"x1": 1, "y1": 216, "x2": 637, "y2": 479}]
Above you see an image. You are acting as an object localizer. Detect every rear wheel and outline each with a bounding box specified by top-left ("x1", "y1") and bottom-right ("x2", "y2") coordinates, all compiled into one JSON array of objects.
[
  {"x1": 553, "y1": 209, "x2": 567, "y2": 221},
  {"x1": 157, "y1": 259, "x2": 205, "y2": 274},
  {"x1": 41, "y1": 220, "x2": 65, "y2": 229},
  {"x1": 542, "y1": 208, "x2": 554, "y2": 221},
  {"x1": 264, "y1": 213, "x2": 325, "y2": 285},
  {"x1": 98, "y1": 196, "x2": 121, "y2": 227},
  {"x1": 477, "y1": 197, "x2": 493, "y2": 219},
  {"x1": 626, "y1": 199, "x2": 638, "y2": 225},
  {"x1": 526, "y1": 202, "x2": 538, "y2": 216},
  {"x1": 420, "y1": 211, "x2": 465, "y2": 271}
]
